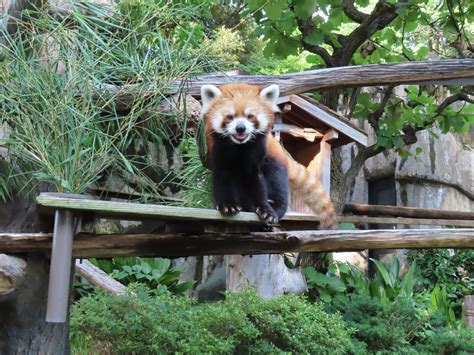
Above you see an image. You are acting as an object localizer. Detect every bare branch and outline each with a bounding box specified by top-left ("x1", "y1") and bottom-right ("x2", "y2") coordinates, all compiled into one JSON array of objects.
[
  {"x1": 436, "y1": 92, "x2": 474, "y2": 114},
  {"x1": 342, "y1": 0, "x2": 369, "y2": 23}
]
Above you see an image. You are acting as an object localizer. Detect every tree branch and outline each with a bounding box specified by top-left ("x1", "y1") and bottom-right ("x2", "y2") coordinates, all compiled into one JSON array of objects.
[
  {"x1": 436, "y1": 92, "x2": 474, "y2": 115},
  {"x1": 368, "y1": 85, "x2": 395, "y2": 129},
  {"x1": 296, "y1": 17, "x2": 336, "y2": 67},
  {"x1": 303, "y1": 43, "x2": 336, "y2": 67},
  {"x1": 334, "y1": 1, "x2": 402, "y2": 66},
  {"x1": 342, "y1": 0, "x2": 369, "y2": 23}
]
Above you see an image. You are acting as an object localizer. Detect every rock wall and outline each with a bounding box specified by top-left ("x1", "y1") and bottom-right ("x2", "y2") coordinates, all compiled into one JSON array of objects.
[{"x1": 335, "y1": 120, "x2": 473, "y2": 272}]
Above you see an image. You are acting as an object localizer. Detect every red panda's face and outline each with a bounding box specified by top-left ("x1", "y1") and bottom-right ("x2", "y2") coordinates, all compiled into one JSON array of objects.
[{"x1": 201, "y1": 83, "x2": 280, "y2": 145}]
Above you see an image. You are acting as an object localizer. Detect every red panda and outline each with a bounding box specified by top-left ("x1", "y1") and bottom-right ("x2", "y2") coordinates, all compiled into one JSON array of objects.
[{"x1": 200, "y1": 83, "x2": 337, "y2": 229}]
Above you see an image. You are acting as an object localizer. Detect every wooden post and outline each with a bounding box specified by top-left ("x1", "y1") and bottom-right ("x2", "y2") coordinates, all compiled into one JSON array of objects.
[
  {"x1": 46, "y1": 209, "x2": 76, "y2": 323},
  {"x1": 465, "y1": 295, "x2": 474, "y2": 328}
]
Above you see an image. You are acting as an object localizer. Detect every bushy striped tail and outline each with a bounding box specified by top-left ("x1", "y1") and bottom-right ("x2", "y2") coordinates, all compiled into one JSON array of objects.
[{"x1": 287, "y1": 159, "x2": 337, "y2": 229}]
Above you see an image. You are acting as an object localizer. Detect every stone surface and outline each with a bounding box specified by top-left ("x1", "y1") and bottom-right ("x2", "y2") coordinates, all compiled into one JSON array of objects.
[{"x1": 225, "y1": 255, "x2": 307, "y2": 298}]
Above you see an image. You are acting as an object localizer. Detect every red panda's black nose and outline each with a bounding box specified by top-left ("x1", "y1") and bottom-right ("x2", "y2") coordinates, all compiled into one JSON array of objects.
[{"x1": 236, "y1": 124, "x2": 246, "y2": 134}]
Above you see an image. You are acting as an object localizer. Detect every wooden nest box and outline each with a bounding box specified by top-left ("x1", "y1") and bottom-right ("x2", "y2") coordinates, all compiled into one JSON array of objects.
[{"x1": 275, "y1": 94, "x2": 368, "y2": 212}]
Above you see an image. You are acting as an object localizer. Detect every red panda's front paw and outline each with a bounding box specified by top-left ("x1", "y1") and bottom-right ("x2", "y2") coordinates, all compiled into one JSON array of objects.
[
  {"x1": 256, "y1": 206, "x2": 278, "y2": 225},
  {"x1": 216, "y1": 203, "x2": 242, "y2": 216}
]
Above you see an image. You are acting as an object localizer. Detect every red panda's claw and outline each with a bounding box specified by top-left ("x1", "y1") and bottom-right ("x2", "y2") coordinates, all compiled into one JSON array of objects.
[
  {"x1": 256, "y1": 206, "x2": 278, "y2": 225},
  {"x1": 217, "y1": 203, "x2": 241, "y2": 216}
]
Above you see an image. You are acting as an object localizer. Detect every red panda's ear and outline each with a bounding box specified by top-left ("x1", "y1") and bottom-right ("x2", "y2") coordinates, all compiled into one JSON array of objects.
[
  {"x1": 201, "y1": 85, "x2": 221, "y2": 114},
  {"x1": 260, "y1": 84, "x2": 280, "y2": 111}
]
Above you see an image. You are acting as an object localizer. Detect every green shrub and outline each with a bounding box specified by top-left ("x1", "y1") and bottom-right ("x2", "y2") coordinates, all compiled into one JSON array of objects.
[
  {"x1": 71, "y1": 288, "x2": 354, "y2": 354},
  {"x1": 407, "y1": 249, "x2": 473, "y2": 316},
  {"x1": 412, "y1": 329, "x2": 474, "y2": 354},
  {"x1": 329, "y1": 294, "x2": 423, "y2": 352},
  {"x1": 328, "y1": 293, "x2": 474, "y2": 354}
]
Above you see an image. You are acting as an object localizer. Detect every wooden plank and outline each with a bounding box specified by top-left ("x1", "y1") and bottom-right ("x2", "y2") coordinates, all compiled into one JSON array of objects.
[
  {"x1": 273, "y1": 123, "x2": 324, "y2": 142},
  {"x1": 36, "y1": 194, "x2": 321, "y2": 226},
  {"x1": 75, "y1": 260, "x2": 126, "y2": 295},
  {"x1": 344, "y1": 203, "x2": 474, "y2": 220},
  {"x1": 97, "y1": 59, "x2": 474, "y2": 109},
  {"x1": 339, "y1": 215, "x2": 474, "y2": 227},
  {"x1": 169, "y1": 59, "x2": 474, "y2": 95},
  {"x1": 287, "y1": 95, "x2": 368, "y2": 146},
  {"x1": 0, "y1": 229, "x2": 472, "y2": 258}
]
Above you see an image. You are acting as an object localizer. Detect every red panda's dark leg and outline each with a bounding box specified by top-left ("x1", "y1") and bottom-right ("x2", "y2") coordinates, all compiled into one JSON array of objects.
[
  {"x1": 212, "y1": 169, "x2": 241, "y2": 215},
  {"x1": 263, "y1": 158, "x2": 289, "y2": 220},
  {"x1": 252, "y1": 171, "x2": 278, "y2": 225}
]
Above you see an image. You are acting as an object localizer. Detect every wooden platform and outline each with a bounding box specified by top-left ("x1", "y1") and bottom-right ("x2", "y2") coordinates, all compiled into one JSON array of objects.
[{"x1": 1, "y1": 193, "x2": 472, "y2": 323}]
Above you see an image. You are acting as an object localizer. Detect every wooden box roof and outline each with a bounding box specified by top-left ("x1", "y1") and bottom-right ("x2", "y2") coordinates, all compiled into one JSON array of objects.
[{"x1": 277, "y1": 94, "x2": 368, "y2": 147}]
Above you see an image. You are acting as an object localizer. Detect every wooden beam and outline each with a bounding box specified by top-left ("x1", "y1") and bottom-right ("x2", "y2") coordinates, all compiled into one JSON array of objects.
[
  {"x1": 339, "y1": 215, "x2": 474, "y2": 227},
  {"x1": 36, "y1": 194, "x2": 321, "y2": 226},
  {"x1": 172, "y1": 59, "x2": 474, "y2": 95},
  {"x1": 344, "y1": 203, "x2": 474, "y2": 220},
  {"x1": 0, "y1": 229, "x2": 472, "y2": 258},
  {"x1": 75, "y1": 259, "x2": 126, "y2": 295},
  {"x1": 94, "y1": 59, "x2": 474, "y2": 110},
  {"x1": 273, "y1": 123, "x2": 324, "y2": 142}
]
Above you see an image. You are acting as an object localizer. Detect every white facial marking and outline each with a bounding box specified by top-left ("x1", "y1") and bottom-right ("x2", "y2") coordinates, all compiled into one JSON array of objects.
[
  {"x1": 211, "y1": 108, "x2": 235, "y2": 134},
  {"x1": 260, "y1": 84, "x2": 280, "y2": 112},
  {"x1": 200, "y1": 85, "x2": 221, "y2": 115},
  {"x1": 256, "y1": 113, "x2": 268, "y2": 132},
  {"x1": 211, "y1": 112, "x2": 224, "y2": 133}
]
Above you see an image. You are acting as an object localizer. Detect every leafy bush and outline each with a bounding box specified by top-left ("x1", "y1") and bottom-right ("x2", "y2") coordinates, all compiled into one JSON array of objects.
[
  {"x1": 75, "y1": 257, "x2": 194, "y2": 297},
  {"x1": 305, "y1": 257, "x2": 417, "y2": 304},
  {"x1": 407, "y1": 249, "x2": 473, "y2": 316},
  {"x1": 329, "y1": 292, "x2": 474, "y2": 354},
  {"x1": 330, "y1": 293, "x2": 422, "y2": 352},
  {"x1": 71, "y1": 288, "x2": 355, "y2": 354},
  {"x1": 305, "y1": 257, "x2": 473, "y2": 352}
]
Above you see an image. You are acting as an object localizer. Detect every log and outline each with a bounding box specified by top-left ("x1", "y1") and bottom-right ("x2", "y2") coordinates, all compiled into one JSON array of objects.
[
  {"x1": 339, "y1": 215, "x2": 474, "y2": 227},
  {"x1": 94, "y1": 59, "x2": 474, "y2": 102},
  {"x1": 0, "y1": 229, "x2": 472, "y2": 258},
  {"x1": 0, "y1": 253, "x2": 26, "y2": 295},
  {"x1": 75, "y1": 259, "x2": 126, "y2": 295},
  {"x1": 344, "y1": 203, "x2": 474, "y2": 220}
]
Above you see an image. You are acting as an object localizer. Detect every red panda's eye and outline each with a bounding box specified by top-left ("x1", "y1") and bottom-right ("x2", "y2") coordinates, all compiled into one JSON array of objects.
[
  {"x1": 247, "y1": 114, "x2": 255, "y2": 120},
  {"x1": 226, "y1": 114, "x2": 234, "y2": 120}
]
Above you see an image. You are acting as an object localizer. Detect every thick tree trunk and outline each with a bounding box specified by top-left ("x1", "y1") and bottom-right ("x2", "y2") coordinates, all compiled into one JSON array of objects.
[
  {"x1": 0, "y1": 200, "x2": 69, "y2": 354},
  {"x1": 0, "y1": 255, "x2": 70, "y2": 354}
]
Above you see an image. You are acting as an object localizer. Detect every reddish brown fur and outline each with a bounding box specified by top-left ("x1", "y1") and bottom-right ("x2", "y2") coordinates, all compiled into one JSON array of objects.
[{"x1": 203, "y1": 83, "x2": 337, "y2": 229}]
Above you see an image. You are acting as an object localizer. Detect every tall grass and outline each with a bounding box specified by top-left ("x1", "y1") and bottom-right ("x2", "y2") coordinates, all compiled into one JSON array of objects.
[{"x1": 0, "y1": 1, "x2": 216, "y2": 198}]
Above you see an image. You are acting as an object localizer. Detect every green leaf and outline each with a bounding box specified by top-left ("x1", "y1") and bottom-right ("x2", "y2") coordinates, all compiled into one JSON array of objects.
[
  {"x1": 404, "y1": 21, "x2": 417, "y2": 32},
  {"x1": 325, "y1": 277, "x2": 346, "y2": 293},
  {"x1": 304, "y1": 29, "x2": 324, "y2": 46},
  {"x1": 318, "y1": 288, "x2": 332, "y2": 303},
  {"x1": 141, "y1": 262, "x2": 152, "y2": 274},
  {"x1": 246, "y1": 0, "x2": 267, "y2": 11},
  {"x1": 370, "y1": 259, "x2": 393, "y2": 288},
  {"x1": 293, "y1": 0, "x2": 317, "y2": 19},
  {"x1": 417, "y1": 46, "x2": 429, "y2": 59},
  {"x1": 265, "y1": 0, "x2": 287, "y2": 21}
]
